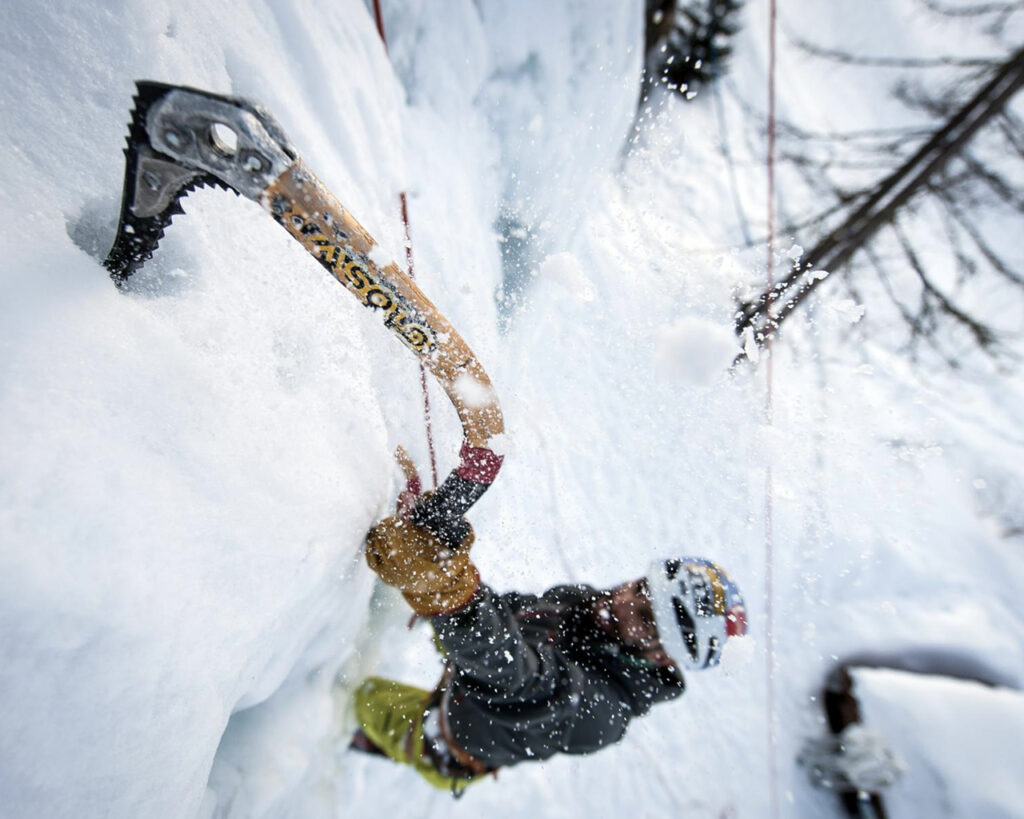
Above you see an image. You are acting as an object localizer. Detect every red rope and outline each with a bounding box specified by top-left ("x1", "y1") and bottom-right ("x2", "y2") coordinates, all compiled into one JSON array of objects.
[
  {"x1": 764, "y1": 1, "x2": 779, "y2": 817},
  {"x1": 372, "y1": 0, "x2": 440, "y2": 488},
  {"x1": 371, "y1": 0, "x2": 387, "y2": 46},
  {"x1": 401, "y1": 192, "x2": 440, "y2": 488}
]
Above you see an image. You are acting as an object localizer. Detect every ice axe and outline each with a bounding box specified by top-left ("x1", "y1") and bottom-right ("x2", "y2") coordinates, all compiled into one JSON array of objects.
[{"x1": 104, "y1": 82, "x2": 504, "y2": 540}]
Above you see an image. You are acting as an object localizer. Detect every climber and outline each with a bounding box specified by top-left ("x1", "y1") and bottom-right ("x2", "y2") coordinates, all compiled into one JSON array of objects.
[{"x1": 351, "y1": 449, "x2": 747, "y2": 794}]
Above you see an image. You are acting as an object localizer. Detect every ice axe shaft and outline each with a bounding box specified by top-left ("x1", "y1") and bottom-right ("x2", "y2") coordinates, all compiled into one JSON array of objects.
[{"x1": 104, "y1": 81, "x2": 503, "y2": 527}]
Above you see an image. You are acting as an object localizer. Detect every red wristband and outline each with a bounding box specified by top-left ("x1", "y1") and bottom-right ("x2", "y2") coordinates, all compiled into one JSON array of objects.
[{"x1": 456, "y1": 442, "x2": 504, "y2": 485}]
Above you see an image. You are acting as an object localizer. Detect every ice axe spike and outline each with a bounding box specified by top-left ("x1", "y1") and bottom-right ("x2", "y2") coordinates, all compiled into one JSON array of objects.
[{"x1": 104, "y1": 82, "x2": 504, "y2": 532}]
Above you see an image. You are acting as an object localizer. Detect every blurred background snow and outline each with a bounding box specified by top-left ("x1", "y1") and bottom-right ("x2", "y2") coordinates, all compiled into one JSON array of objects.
[{"x1": 1, "y1": 1, "x2": 1022, "y2": 817}]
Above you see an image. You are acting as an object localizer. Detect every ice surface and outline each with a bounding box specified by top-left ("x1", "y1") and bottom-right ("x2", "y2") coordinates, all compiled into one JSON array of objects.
[{"x1": 1, "y1": 1, "x2": 1023, "y2": 818}]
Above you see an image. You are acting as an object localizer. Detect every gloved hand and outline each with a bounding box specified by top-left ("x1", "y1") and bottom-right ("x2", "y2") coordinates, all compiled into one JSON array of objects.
[
  {"x1": 393, "y1": 445, "x2": 422, "y2": 521},
  {"x1": 365, "y1": 490, "x2": 479, "y2": 616}
]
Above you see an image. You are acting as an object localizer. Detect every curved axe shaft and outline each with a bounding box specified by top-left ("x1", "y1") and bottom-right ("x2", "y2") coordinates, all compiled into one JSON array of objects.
[{"x1": 105, "y1": 81, "x2": 504, "y2": 531}]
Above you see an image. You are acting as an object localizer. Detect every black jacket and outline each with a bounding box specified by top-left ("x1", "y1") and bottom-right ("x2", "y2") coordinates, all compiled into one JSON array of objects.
[{"x1": 431, "y1": 583, "x2": 685, "y2": 768}]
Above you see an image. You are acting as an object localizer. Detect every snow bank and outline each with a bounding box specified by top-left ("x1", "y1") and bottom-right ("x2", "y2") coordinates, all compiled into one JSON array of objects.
[
  {"x1": 854, "y1": 668, "x2": 1024, "y2": 818},
  {"x1": 0, "y1": 2, "x2": 415, "y2": 817}
]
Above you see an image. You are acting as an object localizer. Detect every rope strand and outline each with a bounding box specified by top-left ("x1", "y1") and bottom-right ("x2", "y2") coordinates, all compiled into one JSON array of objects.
[
  {"x1": 764, "y1": 1, "x2": 779, "y2": 818},
  {"x1": 372, "y1": 1, "x2": 440, "y2": 488}
]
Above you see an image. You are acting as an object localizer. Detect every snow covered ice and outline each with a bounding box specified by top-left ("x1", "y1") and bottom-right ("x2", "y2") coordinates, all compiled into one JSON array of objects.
[
  {"x1": 535, "y1": 252, "x2": 596, "y2": 303},
  {"x1": 2, "y1": 1, "x2": 1024, "y2": 818},
  {"x1": 655, "y1": 317, "x2": 737, "y2": 385}
]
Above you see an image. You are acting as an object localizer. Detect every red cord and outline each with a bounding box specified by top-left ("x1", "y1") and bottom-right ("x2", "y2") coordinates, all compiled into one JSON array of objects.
[
  {"x1": 765, "y1": 1, "x2": 779, "y2": 817},
  {"x1": 372, "y1": 0, "x2": 440, "y2": 489},
  {"x1": 371, "y1": 0, "x2": 387, "y2": 48},
  {"x1": 400, "y1": 191, "x2": 440, "y2": 489}
]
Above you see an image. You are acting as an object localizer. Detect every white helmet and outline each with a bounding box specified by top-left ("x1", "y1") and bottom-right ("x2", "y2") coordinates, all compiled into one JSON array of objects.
[{"x1": 646, "y1": 557, "x2": 747, "y2": 671}]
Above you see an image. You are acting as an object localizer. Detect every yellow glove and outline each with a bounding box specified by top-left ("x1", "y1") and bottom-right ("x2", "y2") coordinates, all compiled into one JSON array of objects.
[{"x1": 365, "y1": 515, "x2": 479, "y2": 616}]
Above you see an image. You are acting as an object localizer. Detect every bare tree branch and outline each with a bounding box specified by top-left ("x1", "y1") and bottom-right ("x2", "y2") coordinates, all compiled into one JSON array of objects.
[
  {"x1": 734, "y1": 46, "x2": 1024, "y2": 355},
  {"x1": 865, "y1": 243, "x2": 957, "y2": 365},
  {"x1": 867, "y1": 246, "x2": 924, "y2": 338},
  {"x1": 959, "y1": 151, "x2": 1024, "y2": 208},
  {"x1": 785, "y1": 26, "x2": 999, "y2": 68},
  {"x1": 997, "y1": 111, "x2": 1024, "y2": 156},
  {"x1": 934, "y1": 187, "x2": 1024, "y2": 286},
  {"x1": 892, "y1": 220, "x2": 999, "y2": 350},
  {"x1": 917, "y1": 0, "x2": 1024, "y2": 18},
  {"x1": 776, "y1": 121, "x2": 935, "y2": 144},
  {"x1": 714, "y1": 193, "x2": 863, "y2": 254}
]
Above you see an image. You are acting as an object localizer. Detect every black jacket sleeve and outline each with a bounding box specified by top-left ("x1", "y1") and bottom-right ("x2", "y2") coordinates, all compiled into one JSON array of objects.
[
  {"x1": 433, "y1": 585, "x2": 567, "y2": 702},
  {"x1": 430, "y1": 583, "x2": 684, "y2": 768}
]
